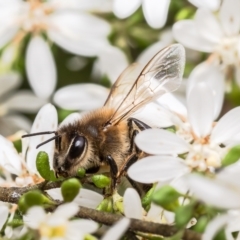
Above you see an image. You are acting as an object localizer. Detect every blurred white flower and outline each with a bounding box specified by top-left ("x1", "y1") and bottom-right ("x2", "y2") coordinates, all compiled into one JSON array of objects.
[
  {"x1": 0, "y1": 0, "x2": 112, "y2": 99},
  {"x1": 0, "y1": 72, "x2": 45, "y2": 136},
  {"x1": 101, "y1": 217, "x2": 130, "y2": 240},
  {"x1": 128, "y1": 81, "x2": 240, "y2": 184},
  {"x1": 173, "y1": 0, "x2": 240, "y2": 88},
  {"x1": 113, "y1": 0, "x2": 171, "y2": 29},
  {"x1": 46, "y1": 187, "x2": 104, "y2": 209},
  {"x1": 0, "y1": 103, "x2": 57, "y2": 187},
  {"x1": 184, "y1": 165, "x2": 240, "y2": 240},
  {"x1": 123, "y1": 188, "x2": 166, "y2": 223},
  {"x1": 113, "y1": 0, "x2": 220, "y2": 29},
  {"x1": 24, "y1": 203, "x2": 98, "y2": 240}
]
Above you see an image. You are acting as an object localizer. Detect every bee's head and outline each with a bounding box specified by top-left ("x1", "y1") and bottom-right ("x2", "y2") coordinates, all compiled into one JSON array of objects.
[
  {"x1": 22, "y1": 128, "x2": 87, "y2": 178},
  {"x1": 53, "y1": 127, "x2": 87, "y2": 178}
]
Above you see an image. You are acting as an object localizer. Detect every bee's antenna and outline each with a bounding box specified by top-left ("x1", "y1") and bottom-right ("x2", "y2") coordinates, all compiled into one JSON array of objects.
[
  {"x1": 36, "y1": 135, "x2": 61, "y2": 149},
  {"x1": 22, "y1": 131, "x2": 56, "y2": 138}
]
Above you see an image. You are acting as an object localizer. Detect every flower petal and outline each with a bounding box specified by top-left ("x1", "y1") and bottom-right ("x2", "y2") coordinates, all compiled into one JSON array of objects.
[
  {"x1": 59, "y1": 113, "x2": 82, "y2": 127},
  {"x1": 2, "y1": 90, "x2": 45, "y2": 113},
  {"x1": 202, "y1": 214, "x2": 229, "y2": 240},
  {"x1": 195, "y1": 8, "x2": 223, "y2": 44},
  {"x1": 67, "y1": 219, "x2": 98, "y2": 236},
  {"x1": 113, "y1": 0, "x2": 141, "y2": 19},
  {"x1": 95, "y1": 45, "x2": 128, "y2": 84},
  {"x1": 211, "y1": 107, "x2": 240, "y2": 145},
  {"x1": 24, "y1": 206, "x2": 46, "y2": 229},
  {"x1": 26, "y1": 104, "x2": 58, "y2": 173},
  {"x1": 0, "y1": 205, "x2": 9, "y2": 230},
  {"x1": 188, "y1": 0, "x2": 220, "y2": 11},
  {"x1": 184, "y1": 174, "x2": 240, "y2": 209},
  {"x1": 142, "y1": 0, "x2": 170, "y2": 29},
  {"x1": 135, "y1": 129, "x2": 189, "y2": 155},
  {"x1": 49, "y1": 0, "x2": 112, "y2": 12},
  {"x1": 53, "y1": 84, "x2": 108, "y2": 111},
  {"x1": 73, "y1": 189, "x2": 103, "y2": 209},
  {"x1": 187, "y1": 62, "x2": 224, "y2": 120},
  {"x1": 26, "y1": 36, "x2": 56, "y2": 99},
  {"x1": 128, "y1": 156, "x2": 189, "y2": 184},
  {"x1": 123, "y1": 188, "x2": 142, "y2": 219},
  {"x1": 157, "y1": 93, "x2": 187, "y2": 118},
  {"x1": 0, "y1": 72, "x2": 21, "y2": 97},
  {"x1": 132, "y1": 102, "x2": 174, "y2": 128},
  {"x1": 53, "y1": 203, "x2": 79, "y2": 219},
  {"x1": 173, "y1": 20, "x2": 215, "y2": 52},
  {"x1": 0, "y1": 1, "x2": 21, "y2": 48},
  {"x1": 0, "y1": 114, "x2": 31, "y2": 136},
  {"x1": 219, "y1": 0, "x2": 240, "y2": 36},
  {"x1": 187, "y1": 82, "x2": 214, "y2": 138},
  {"x1": 101, "y1": 218, "x2": 130, "y2": 240},
  {"x1": 47, "y1": 11, "x2": 110, "y2": 57},
  {"x1": 0, "y1": 135, "x2": 22, "y2": 175}
]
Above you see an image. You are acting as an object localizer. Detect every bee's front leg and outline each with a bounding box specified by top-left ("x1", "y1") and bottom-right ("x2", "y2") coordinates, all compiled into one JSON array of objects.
[
  {"x1": 127, "y1": 118, "x2": 151, "y2": 154},
  {"x1": 106, "y1": 155, "x2": 118, "y2": 191}
]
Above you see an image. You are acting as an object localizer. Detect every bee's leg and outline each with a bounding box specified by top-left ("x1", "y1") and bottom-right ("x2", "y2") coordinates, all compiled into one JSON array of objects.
[
  {"x1": 106, "y1": 155, "x2": 118, "y2": 190},
  {"x1": 127, "y1": 118, "x2": 151, "y2": 153},
  {"x1": 128, "y1": 117, "x2": 151, "y2": 131}
]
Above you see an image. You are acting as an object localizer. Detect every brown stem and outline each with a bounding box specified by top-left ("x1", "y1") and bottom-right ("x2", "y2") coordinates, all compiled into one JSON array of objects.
[{"x1": 0, "y1": 182, "x2": 201, "y2": 240}]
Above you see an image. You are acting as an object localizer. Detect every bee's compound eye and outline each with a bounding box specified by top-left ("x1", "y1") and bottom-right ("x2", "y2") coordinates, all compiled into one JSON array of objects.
[{"x1": 69, "y1": 136, "x2": 86, "y2": 159}]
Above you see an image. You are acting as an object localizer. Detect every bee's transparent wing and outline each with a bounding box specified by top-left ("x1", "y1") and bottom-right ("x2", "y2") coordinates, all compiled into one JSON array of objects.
[{"x1": 104, "y1": 44, "x2": 185, "y2": 125}]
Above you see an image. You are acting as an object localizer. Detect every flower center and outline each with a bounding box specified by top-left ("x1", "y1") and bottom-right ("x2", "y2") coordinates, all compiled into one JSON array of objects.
[
  {"x1": 215, "y1": 36, "x2": 240, "y2": 67},
  {"x1": 185, "y1": 142, "x2": 222, "y2": 171},
  {"x1": 39, "y1": 223, "x2": 67, "y2": 238},
  {"x1": 22, "y1": 0, "x2": 53, "y2": 32}
]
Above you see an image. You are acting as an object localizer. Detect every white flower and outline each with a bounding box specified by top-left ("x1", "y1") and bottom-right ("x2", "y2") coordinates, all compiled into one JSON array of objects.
[
  {"x1": 123, "y1": 188, "x2": 166, "y2": 223},
  {"x1": 0, "y1": 103, "x2": 58, "y2": 187},
  {"x1": 128, "y1": 81, "x2": 240, "y2": 184},
  {"x1": 113, "y1": 0, "x2": 220, "y2": 29},
  {"x1": 183, "y1": 165, "x2": 240, "y2": 240},
  {"x1": 24, "y1": 203, "x2": 98, "y2": 240},
  {"x1": 0, "y1": 0, "x2": 112, "y2": 99},
  {"x1": 173, "y1": 0, "x2": 240, "y2": 88},
  {"x1": 113, "y1": 0, "x2": 171, "y2": 29},
  {"x1": 46, "y1": 187, "x2": 104, "y2": 209},
  {"x1": 0, "y1": 72, "x2": 45, "y2": 136},
  {"x1": 101, "y1": 217, "x2": 130, "y2": 240}
]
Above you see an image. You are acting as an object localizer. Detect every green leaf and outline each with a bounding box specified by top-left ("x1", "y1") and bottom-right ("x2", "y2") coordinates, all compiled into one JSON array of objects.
[
  {"x1": 96, "y1": 198, "x2": 113, "y2": 213},
  {"x1": 24, "y1": 190, "x2": 44, "y2": 208},
  {"x1": 36, "y1": 151, "x2": 51, "y2": 180},
  {"x1": 61, "y1": 178, "x2": 81, "y2": 202},
  {"x1": 192, "y1": 216, "x2": 209, "y2": 233},
  {"x1": 92, "y1": 174, "x2": 111, "y2": 188},
  {"x1": 152, "y1": 186, "x2": 181, "y2": 211},
  {"x1": 18, "y1": 196, "x2": 28, "y2": 214},
  {"x1": 142, "y1": 185, "x2": 155, "y2": 210},
  {"x1": 77, "y1": 168, "x2": 86, "y2": 178},
  {"x1": 222, "y1": 145, "x2": 240, "y2": 167},
  {"x1": 175, "y1": 204, "x2": 194, "y2": 228}
]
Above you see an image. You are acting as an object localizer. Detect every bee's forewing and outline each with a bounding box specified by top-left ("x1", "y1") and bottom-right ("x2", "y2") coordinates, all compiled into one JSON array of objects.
[{"x1": 104, "y1": 44, "x2": 185, "y2": 125}]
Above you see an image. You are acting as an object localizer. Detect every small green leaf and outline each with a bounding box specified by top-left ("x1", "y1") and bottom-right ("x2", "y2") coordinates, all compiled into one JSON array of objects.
[
  {"x1": 222, "y1": 145, "x2": 240, "y2": 167},
  {"x1": 192, "y1": 216, "x2": 209, "y2": 233},
  {"x1": 175, "y1": 204, "x2": 194, "y2": 228},
  {"x1": 96, "y1": 198, "x2": 113, "y2": 213},
  {"x1": 142, "y1": 185, "x2": 155, "y2": 209},
  {"x1": 24, "y1": 190, "x2": 44, "y2": 208},
  {"x1": 152, "y1": 186, "x2": 181, "y2": 211},
  {"x1": 61, "y1": 178, "x2": 81, "y2": 202},
  {"x1": 77, "y1": 168, "x2": 86, "y2": 178},
  {"x1": 36, "y1": 151, "x2": 51, "y2": 180},
  {"x1": 18, "y1": 196, "x2": 27, "y2": 214},
  {"x1": 92, "y1": 175, "x2": 111, "y2": 188}
]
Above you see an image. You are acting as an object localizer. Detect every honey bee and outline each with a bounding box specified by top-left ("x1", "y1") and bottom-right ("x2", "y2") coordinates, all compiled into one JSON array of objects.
[{"x1": 22, "y1": 44, "x2": 185, "y2": 189}]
